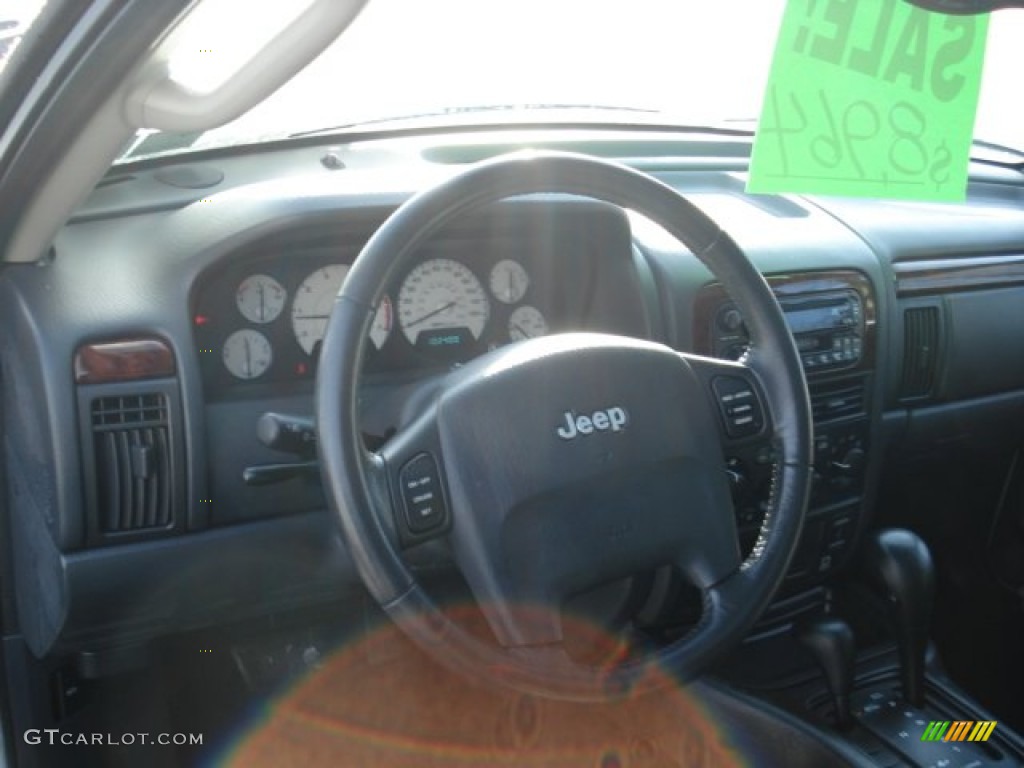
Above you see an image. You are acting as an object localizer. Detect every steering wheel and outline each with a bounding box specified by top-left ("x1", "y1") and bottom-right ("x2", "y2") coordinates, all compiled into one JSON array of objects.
[{"x1": 316, "y1": 151, "x2": 812, "y2": 701}]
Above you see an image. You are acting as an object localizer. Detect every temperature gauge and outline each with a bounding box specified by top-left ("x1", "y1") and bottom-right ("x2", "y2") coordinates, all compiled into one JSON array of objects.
[{"x1": 508, "y1": 305, "x2": 548, "y2": 341}]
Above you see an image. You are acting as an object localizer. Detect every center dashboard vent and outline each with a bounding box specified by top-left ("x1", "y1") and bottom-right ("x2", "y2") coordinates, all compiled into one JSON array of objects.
[{"x1": 89, "y1": 394, "x2": 173, "y2": 533}]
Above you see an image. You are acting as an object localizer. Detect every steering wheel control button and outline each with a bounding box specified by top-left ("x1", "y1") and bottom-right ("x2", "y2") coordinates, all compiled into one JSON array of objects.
[
  {"x1": 712, "y1": 377, "x2": 764, "y2": 439},
  {"x1": 399, "y1": 454, "x2": 446, "y2": 534}
]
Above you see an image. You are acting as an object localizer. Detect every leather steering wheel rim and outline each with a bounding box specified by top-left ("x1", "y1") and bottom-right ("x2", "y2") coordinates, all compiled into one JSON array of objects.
[{"x1": 316, "y1": 151, "x2": 813, "y2": 701}]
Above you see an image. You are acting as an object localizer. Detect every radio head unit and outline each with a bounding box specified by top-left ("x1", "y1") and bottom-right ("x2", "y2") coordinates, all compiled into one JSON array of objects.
[{"x1": 712, "y1": 290, "x2": 865, "y2": 372}]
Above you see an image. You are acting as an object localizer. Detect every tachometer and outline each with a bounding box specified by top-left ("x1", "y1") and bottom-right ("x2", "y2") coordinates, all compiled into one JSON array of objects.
[
  {"x1": 398, "y1": 259, "x2": 490, "y2": 347},
  {"x1": 222, "y1": 329, "x2": 273, "y2": 380},
  {"x1": 236, "y1": 274, "x2": 286, "y2": 324},
  {"x1": 291, "y1": 264, "x2": 392, "y2": 354}
]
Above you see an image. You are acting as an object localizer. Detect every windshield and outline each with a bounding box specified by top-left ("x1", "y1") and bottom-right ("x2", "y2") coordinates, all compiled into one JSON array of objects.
[
  {"x1": 0, "y1": 1, "x2": 47, "y2": 73},
  {"x1": 121, "y1": 0, "x2": 1024, "y2": 161}
]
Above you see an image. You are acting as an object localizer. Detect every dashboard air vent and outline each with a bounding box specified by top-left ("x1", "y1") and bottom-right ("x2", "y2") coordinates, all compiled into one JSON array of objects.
[
  {"x1": 810, "y1": 380, "x2": 866, "y2": 422},
  {"x1": 89, "y1": 394, "x2": 173, "y2": 532},
  {"x1": 900, "y1": 307, "x2": 940, "y2": 400}
]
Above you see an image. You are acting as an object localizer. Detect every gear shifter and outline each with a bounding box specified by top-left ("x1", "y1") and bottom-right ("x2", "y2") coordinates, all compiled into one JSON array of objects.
[
  {"x1": 860, "y1": 529, "x2": 935, "y2": 707},
  {"x1": 796, "y1": 616, "x2": 855, "y2": 729}
]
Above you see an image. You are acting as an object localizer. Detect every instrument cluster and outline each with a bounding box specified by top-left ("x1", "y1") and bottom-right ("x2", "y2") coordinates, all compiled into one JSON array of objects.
[{"x1": 193, "y1": 237, "x2": 587, "y2": 395}]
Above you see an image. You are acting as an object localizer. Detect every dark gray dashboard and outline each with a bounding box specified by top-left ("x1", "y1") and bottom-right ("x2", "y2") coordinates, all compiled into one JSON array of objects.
[{"x1": 0, "y1": 132, "x2": 1022, "y2": 657}]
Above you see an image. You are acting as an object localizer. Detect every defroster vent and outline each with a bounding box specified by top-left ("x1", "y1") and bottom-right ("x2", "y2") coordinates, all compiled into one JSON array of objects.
[{"x1": 90, "y1": 394, "x2": 173, "y2": 532}]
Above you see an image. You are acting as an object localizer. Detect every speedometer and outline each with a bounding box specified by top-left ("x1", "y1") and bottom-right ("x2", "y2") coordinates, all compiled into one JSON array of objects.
[
  {"x1": 397, "y1": 259, "x2": 490, "y2": 347},
  {"x1": 291, "y1": 264, "x2": 392, "y2": 354}
]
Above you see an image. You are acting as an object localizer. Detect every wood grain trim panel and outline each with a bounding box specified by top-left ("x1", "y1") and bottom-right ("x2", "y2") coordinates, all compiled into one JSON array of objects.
[
  {"x1": 894, "y1": 254, "x2": 1024, "y2": 297},
  {"x1": 75, "y1": 338, "x2": 175, "y2": 384}
]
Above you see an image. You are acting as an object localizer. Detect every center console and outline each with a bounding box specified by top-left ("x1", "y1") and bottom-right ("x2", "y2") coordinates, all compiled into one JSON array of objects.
[
  {"x1": 692, "y1": 274, "x2": 1024, "y2": 765},
  {"x1": 695, "y1": 270, "x2": 878, "y2": 590},
  {"x1": 777, "y1": 530, "x2": 1023, "y2": 767}
]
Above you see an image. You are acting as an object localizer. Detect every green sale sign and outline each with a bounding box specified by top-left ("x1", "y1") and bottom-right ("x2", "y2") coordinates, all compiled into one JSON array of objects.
[{"x1": 747, "y1": 0, "x2": 990, "y2": 201}]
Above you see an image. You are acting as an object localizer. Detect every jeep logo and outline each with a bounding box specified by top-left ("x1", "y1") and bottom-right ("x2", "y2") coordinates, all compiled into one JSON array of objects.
[{"x1": 556, "y1": 407, "x2": 629, "y2": 440}]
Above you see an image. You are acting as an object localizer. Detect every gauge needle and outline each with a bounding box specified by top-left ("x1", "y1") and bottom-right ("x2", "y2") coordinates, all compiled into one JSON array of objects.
[
  {"x1": 512, "y1": 322, "x2": 530, "y2": 339},
  {"x1": 405, "y1": 301, "x2": 456, "y2": 329},
  {"x1": 244, "y1": 336, "x2": 252, "y2": 378},
  {"x1": 259, "y1": 283, "x2": 266, "y2": 321}
]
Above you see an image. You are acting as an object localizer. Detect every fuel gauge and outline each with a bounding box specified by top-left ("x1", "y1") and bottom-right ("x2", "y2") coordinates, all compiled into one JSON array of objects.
[{"x1": 223, "y1": 329, "x2": 273, "y2": 380}]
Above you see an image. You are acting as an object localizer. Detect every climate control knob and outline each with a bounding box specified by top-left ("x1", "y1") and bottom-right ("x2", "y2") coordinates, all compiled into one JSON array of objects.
[{"x1": 719, "y1": 308, "x2": 744, "y2": 332}]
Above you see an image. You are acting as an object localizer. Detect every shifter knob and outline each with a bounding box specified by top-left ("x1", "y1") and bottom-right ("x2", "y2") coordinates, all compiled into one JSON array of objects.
[
  {"x1": 860, "y1": 529, "x2": 935, "y2": 707},
  {"x1": 797, "y1": 616, "x2": 856, "y2": 729}
]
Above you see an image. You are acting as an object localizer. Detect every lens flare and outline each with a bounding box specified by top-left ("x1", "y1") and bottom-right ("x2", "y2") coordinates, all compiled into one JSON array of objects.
[{"x1": 215, "y1": 604, "x2": 752, "y2": 767}]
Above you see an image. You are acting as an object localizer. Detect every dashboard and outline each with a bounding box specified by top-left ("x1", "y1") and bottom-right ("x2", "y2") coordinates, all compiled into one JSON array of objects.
[{"x1": 1, "y1": 129, "x2": 1023, "y2": 660}]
